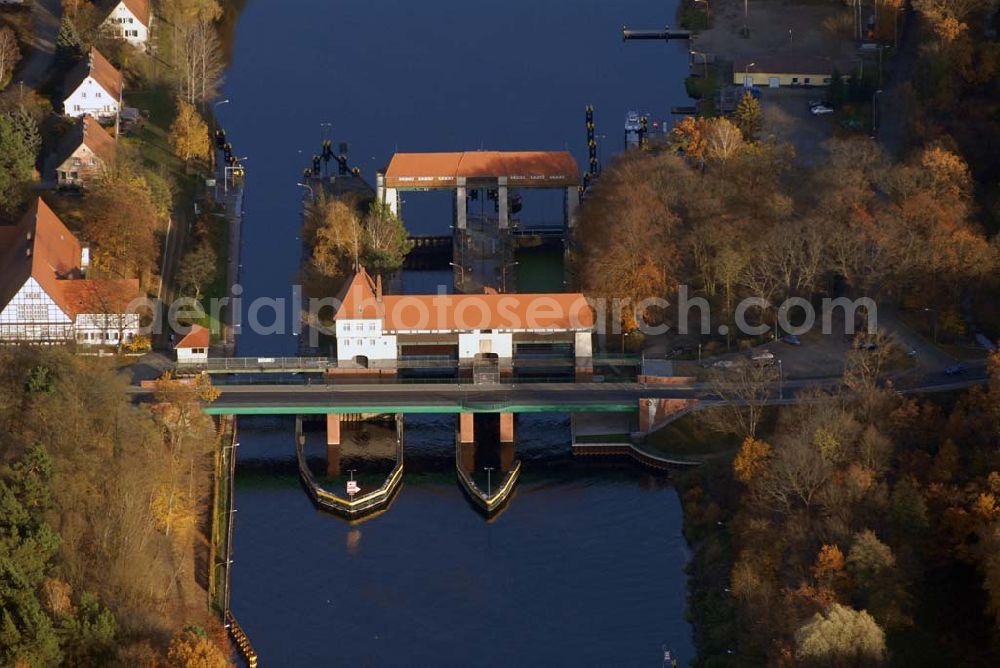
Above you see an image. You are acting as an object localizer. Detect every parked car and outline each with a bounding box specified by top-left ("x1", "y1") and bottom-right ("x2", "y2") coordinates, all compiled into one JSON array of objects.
[
  {"x1": 807, "y1": 99, "x2": 825, "y2": 109},
  {"x1": 810, "y1": 105, "x2": 834, "y2": 115},
  {"x1": 856, "y1": 340, "x2": 879, "y2": 351},
  {"x1": 751, "y1": 351, "x2": 776, "y2": 366},
  {"x1": 905, "y1": 348, "x2": 918, "y2": 358},
  {"x1": 712, "y1": 359, "x2": 737, "y2": 369},
  {"x1": 782, "y1": 335, "x2": 802, "y2": 346},
  {"x1": 944, "y1": 364, "x2": 965, "y2": 376}
]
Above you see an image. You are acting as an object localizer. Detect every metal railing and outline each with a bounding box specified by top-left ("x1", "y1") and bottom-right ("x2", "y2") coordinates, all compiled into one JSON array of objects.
[
  {"x1": 294, "y1": 415, "x2": 405, "y2": 519},
  {"x1": 455, "y1": 449, "x2": 522, "y2": 515}
]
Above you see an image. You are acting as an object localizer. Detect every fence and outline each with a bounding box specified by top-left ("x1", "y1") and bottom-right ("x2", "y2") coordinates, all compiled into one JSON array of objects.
[
  {"x1": 225, "y1": 611, "x2": 258, "y2": 668},
  {"x1": 571, "y1": 441, "x2": 700, "y2": 469},
  {"x1": 295, "y1": 415, "x2": 404, "y2": 519},
  {"x1": 455, "y1": 440, "x2": 522, "y2": 515}
]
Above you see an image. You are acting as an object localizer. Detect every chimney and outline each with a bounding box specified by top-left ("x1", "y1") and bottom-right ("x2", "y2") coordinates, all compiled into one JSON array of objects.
[{"x1": 375, "y1": 274, "x2": 383, "y2": 302}]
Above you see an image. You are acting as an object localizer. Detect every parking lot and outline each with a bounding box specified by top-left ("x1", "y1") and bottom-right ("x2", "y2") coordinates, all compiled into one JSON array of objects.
[{"x1": 758, "y1": 87, "x2": 836, "y2": 166}]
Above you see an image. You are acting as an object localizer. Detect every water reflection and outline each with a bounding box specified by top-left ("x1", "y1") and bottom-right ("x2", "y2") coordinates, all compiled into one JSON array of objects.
[{"x1": 231, "y1": 415, "x2": 694, "y2": 665}]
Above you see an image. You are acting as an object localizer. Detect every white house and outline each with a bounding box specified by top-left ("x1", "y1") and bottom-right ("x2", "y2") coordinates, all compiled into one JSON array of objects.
[
  {"x1": 101, "y1": 0, "x2": 151, "y2": 50},
  {"x1": 332, "y1": 268, "x2": 593, "y2": 371},
  {"x1": 62, "y1": 48, "x2": 122, "y2": 120},
  {"x1": 0, "y1": 198, "x2": 140, "y2": 345},
  {"x1": 175, "y1": 325, "x2": 209, "y2": 365}
]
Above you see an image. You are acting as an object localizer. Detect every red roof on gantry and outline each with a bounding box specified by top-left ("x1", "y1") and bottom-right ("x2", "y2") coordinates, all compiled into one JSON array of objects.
[{"x1": 384, "y1": 151, "x2": 579, "y2": 189}]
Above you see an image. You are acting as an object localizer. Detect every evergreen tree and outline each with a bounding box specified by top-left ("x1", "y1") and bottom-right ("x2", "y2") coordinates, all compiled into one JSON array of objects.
[
  {"x1": 733, "y1": 91, "x2": 763, "y2": 140},
  {"x1": 0, "y1": 446, "x2": 63, "y2": 667},
  {"x1": 56, "y1": 17, "x2": 83, "y2": 67},
  {"x1": 0, "y1": 108, "x2": 39, "y2": 212}
]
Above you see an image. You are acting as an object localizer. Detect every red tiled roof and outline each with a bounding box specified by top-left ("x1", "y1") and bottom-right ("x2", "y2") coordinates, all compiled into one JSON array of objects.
[
  {"x1": 176, "y1": 325, "x2": 209, "y2": 349},
  {"x1": 52, "y1": 115, "x2": 117, "y2": 172},
  {"x1": 0, "y1": 198, "x2": 140, "y2": 319},
  {"x1": 333, "y1": 268, "x2": 593, "y2": 332},
  {"x1": 384, "y1": 151, "x2": 580, "y2": 189},
  {"x1": 59, "y1": 278, "x2": 140, "y2": 318},
  {"x1": 119, "y1": 0, "x2": 151, "y2": 27},
  {"x1": 64, "y1": 48, "x2": 122, "y2": 101}
]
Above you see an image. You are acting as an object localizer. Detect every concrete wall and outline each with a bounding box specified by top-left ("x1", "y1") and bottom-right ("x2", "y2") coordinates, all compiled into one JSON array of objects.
[
  {"x1": 335, "y1": 319, "x2": 397, "y2": 362},
  {"x1": 176, "y1": 347, "x2": 208, "y2": 364},
  {"x1": 458, "y1": 331, "x2": 513, "y2": 361},
  {"x1": 574, "y1": 331, "x2": 593, "y2": 358}
]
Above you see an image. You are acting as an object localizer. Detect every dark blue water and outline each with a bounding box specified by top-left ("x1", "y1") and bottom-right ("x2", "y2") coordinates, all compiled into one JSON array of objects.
[
  {"x1": 220, "y1": 0, "x2": 695, "y2": 664},
  {"x1": 219, "y1": 0, "x2": 689, "y2": 355},
  {"x1": 231, "y1": 416, "x2": 693, "y2": 666}
]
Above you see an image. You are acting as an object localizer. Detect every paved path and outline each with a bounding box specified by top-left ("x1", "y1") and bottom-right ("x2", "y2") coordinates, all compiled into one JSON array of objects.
[
  {"x1": 15, "y1": 0, "x2": 61, "y2": 90},
  {"x1": 876, "y1": 13, "x2": 921, "y2": 158}
]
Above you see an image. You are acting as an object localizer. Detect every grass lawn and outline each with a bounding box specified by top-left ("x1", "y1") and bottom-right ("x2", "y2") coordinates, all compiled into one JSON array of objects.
[{"x1": 641, "y1": 406, "x2": 779, "y2": 461}]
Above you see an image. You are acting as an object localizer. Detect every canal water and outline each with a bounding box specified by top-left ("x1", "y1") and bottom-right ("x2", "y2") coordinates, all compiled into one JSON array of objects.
[{"x1": 219, "y1": 0, "x2": 695, "y2": 663}]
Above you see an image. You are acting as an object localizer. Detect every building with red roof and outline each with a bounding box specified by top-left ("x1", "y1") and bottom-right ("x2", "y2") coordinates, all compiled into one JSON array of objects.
[
  {"x1": 332, "y1": 267, "x2": 593, "y2": 371},
  {"x1": 0, "y1": 198, "x2": 140, "y2": 345},
  {"x1": 175, "y1": 325, "x2": 210, "y2": 364}
]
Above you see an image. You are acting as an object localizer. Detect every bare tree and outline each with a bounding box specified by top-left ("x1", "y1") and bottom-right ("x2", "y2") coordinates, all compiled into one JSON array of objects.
[{"x1": 706, "y1": 359, "x2": 779, "y2": 439}]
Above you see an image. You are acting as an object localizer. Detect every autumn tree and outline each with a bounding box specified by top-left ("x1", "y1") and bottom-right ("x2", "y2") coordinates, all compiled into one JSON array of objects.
[
  {"x1": 362, "y1": 200, "x2": 413, "y2": 276},
  {"x1": 706, "y1": 117, "x2": 744, "y2": 163},
  {"x1": 795, "y1": 604, "x2": 887, "y2": 667},
  {"x1": 178, "y1": 237, "x2": 217, "y2": 300},
  {"x1": 734, "y1": 91, "x2": 763, "y2": 140},
  {"x1": 0, "y1": 26, "x2": 20, "y2": 89},
  {"x1": 83, "y1": 173, "x2": 160, "y2": 280},
  {"x1": 733, "y1": 436, "x2": 772, "y2": 484},
  {"x1": 169, "y1": 98, "x2": 212, "y2": 163},
  {"x1": 166, "y1": 625, "x2": 230, "y2": 668}
]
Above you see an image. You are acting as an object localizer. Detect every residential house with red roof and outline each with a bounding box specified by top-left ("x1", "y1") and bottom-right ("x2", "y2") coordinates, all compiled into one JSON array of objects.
[
  {"x1": 62, "y1": 48, "x2": 122, "y2": 120},
  {"x1": 332, "y1": 267, "x2": 594, "y2": 372},
  {"x1": 174, "y1": 325, "x2": 210, "y2": 364},
  {"x1": 101, "y1": 0, "x2": 152, "y2": 50},
  {"x1": 0, "y1": 199, "x2": 140, "y2": 345},
  {"x1": 51, "y1": 115, "x2": 116, "y2": 187}
]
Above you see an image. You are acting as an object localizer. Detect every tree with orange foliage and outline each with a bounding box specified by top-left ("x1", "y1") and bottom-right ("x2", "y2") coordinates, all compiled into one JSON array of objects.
[
  {"x1": 166, "y1": 624, "x2": 231, "y2": 668},
  {"x1": 734, "y1": 436, "x2": 772, "y2": 484},
  {"x1": 812, "y1": 545, "x2": 849, "y2": 595}
]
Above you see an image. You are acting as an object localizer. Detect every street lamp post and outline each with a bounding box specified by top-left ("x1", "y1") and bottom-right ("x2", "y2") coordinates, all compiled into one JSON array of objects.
[
  {"x1": 502, "y1": 261, "x2": 518, "y2": 293},
  {"x1": 484, "y1": 467, "x2": 494, "y2": 497},
  {"x1": 778, "y1": 359, "x2": 784, "y2": 398},
  {"x1": 744, "y1": 62, "x2": 756, "y2": 88},
  {"x1": 923, "y1": 307, "x2": 939, "y2": 342},
  {"x1": 872, "y1": 89, "x2": 882, "y2": 137},
  {"x1": 689, "y1": 50, "x2": 708, "y2": 78}
]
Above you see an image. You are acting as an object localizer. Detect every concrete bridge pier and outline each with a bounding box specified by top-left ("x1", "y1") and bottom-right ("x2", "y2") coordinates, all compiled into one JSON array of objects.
[
  {"x1": 326, "y1": 442, "x2": 341, "y2": 477},
  {"x1": 326, "y1": 414, "x2": 341, "y2": 445},
  {"x1": 326, "y1": 414, "x2": 342, "y2": 476},
  {"x1": 459, "y1": 413, "x2": 475, "y2": 444}
]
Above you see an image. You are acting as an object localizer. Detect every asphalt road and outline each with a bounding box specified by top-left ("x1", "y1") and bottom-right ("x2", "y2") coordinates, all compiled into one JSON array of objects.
[
  {"x1": 15, "y1": 0, "x2": 61, "y2": 90},
  {"x1": 128, "y1": 371, "x2": 988, "y2": 413}
]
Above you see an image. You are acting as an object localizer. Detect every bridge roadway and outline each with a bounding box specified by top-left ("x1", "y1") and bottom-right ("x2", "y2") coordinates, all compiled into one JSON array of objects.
[{"x1": 128, "y1": 372, "x2": 988, "y2": 415}]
